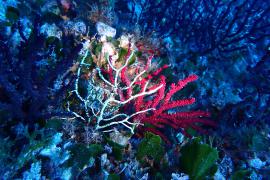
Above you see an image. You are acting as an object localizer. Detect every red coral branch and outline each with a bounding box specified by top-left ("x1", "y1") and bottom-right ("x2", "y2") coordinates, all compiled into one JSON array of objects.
[{"x1": 131, "y1": 70, "x2": 215, "y2": 143}]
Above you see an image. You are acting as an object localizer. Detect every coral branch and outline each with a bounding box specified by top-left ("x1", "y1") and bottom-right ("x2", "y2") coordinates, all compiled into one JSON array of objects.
[{"x1": 66, "y1": 34, "x2": 214, "y2": 141}]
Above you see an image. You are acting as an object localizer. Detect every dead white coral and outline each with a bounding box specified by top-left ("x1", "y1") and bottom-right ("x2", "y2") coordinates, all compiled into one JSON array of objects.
[{"x1": 66, "y1": 34, "x2": 162, "y2": 134}]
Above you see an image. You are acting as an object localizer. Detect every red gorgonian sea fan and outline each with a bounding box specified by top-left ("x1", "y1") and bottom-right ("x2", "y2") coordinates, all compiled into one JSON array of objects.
[
  {"x1": 133, "y1": 71, "x2": 216, "y2": 143},
  {"x1": 116, "y1": 48, "x2": 216, "y2": 143}
]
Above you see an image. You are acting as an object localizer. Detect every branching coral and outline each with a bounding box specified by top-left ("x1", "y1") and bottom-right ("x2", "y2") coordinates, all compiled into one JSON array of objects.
[
  {"x1": 133, "y1": 73, "x2": 215, "y2": 142},
  {"x1": 67, "y1": 34, "x2": 214, "y2": 142},
  {"x1": 68, "y1": 47, "x2": 161, "y2": 133}
]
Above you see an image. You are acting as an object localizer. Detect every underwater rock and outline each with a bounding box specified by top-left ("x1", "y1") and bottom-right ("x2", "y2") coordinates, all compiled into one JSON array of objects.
[
  {"x1": 22, "y1": 161, "x2": 42, "y2": 180},
  {"x1": 41, "y1": 0, "x2": 60, "y2": 15},
  {"x1": 96, "y1": 22, "x2": 116, "y2": 38},
  {"x1": 176, "y1": 132, "x2": 185, "y2": 144},
  {"x1": 219, "y1": 155, "x2": 234, "y2": 177},
  {"x1": 20, "y1": 17, "x2": 32, "y2": 40},
  {"x1": 40, "y1": 23, "x2": 62, "y2": 39},
  {"x1": 171, "y1": 173, "x2": 189, "y2": 180},
  {"x1": 101, "y1": 153, "x2": 109, "y2": 167},
  {"x1": 2, "y1": 0, "x2": 18, "y2": 7},
  {"x1": 0, "y1": 0, "x2": 18, "y2": 22},
  {"x1": 9, "y1": 29, "x2": 21, "y2": 51},
  {"x1": 250, "y1": 171, "x2": 263, "y2": 180},
  {"x1": 73, "y1": 21, "x2": 87, "y2": 35},
  {"x1": 104, "y1": 144, "x2": 113, "y2": 154},
  {"x1": 109, "y1": 129, "x2": 130, "y2": 146},
  {"x1": 214, "y1": 155, "x2": 233, "y2": 180},
  {"x1": 40, "y1": 133, "x2": 70, "y2": 165},
  {"x1": 123, "y1": 159, "x2": 145, "y2": 178},
  {"x1": 62, "y1": 20, "x2": 87, "y2": 36},
  {"x1": 11, "y1": 123, "x2": 25, "y2": 137},
  {"x1": 249, "y1": 158, "x2": 266, "y2": 170},
  {"x1": 79, "y1": 39, "x2": 91, "y2": 56},
  {"x1": 140, "y1": 173, "x2": 149, "y2": 180},
  {"x1": 210, "y1": 81, "x2": 242, "y2": 109},
  {"x1": 60, "y1": 168, "x2": 72, "y2": 180},
  {"x1": 214, "y1": 169, "x2": 225, "y2": 180}
]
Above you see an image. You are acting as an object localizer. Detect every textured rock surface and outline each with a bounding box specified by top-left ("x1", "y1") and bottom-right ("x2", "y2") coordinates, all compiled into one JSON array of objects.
[{"x1": 96, "y1": 22, "x2": 116, "y2": 38}]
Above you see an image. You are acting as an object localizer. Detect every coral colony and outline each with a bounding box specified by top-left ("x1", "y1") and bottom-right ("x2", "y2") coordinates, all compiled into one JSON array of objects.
[
  {"x1": 0, "y1": 0, "x2": 269, "y2": 179},
  {"x1": 66, "y1": 32, "x2": 214, "y2": 144}
]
